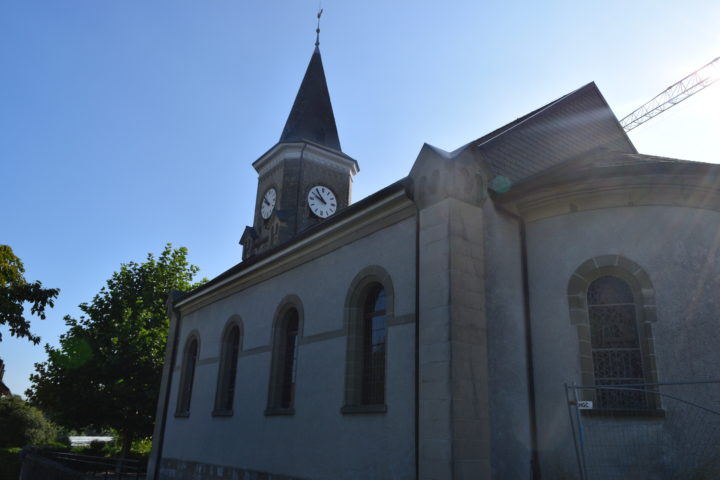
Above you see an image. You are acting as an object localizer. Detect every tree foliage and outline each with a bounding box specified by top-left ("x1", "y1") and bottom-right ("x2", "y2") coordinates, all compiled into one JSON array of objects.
[
  {"x1": 27, "y1": 244, "x2": 203, "y2": 454},
  {"x1": 0, "y1": 245, "x2": 60, "y2": 344},
  {"x1": 0, "y1": 395, "x2": 57, "y2": 448}
]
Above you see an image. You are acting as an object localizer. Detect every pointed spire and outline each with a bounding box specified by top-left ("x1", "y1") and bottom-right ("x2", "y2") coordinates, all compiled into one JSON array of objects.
[{"x1": 279, "y1": 15, "x2": 341, "y2": 151}]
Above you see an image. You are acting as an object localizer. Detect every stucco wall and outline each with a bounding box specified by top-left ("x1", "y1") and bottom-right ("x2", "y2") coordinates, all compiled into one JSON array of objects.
[
  {"x1": 482, "y1": 202, "x2": 532, "y2": 479},
  {"x1": 159, "y1": 216, "x2": 417, "y2": 480},
  {"x1": 526, "y1": 205, "x2": 720, "y2": 478}
]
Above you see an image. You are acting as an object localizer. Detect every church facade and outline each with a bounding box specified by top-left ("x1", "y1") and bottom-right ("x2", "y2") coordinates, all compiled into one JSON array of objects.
[{"x1": 147, "y1": 43, "x2": 720, "y2": 480}]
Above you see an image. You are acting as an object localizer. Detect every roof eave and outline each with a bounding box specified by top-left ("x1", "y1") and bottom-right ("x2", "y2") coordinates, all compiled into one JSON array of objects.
[{"x1": 174, "y1": 177, "x2": 412, "y2": 308}]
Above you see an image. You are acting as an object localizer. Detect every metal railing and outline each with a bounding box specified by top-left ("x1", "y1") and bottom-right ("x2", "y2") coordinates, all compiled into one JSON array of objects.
[
  {"x1": 50, "y1": 451, "x2": 145, "y2": 479},
  {"x1": 23, "y1": 449, "x2": 146, "y2": 480}
]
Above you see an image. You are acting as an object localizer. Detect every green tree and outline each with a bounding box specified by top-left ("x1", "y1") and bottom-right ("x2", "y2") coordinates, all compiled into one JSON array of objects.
[
  {"x1": 27, "y1": 244, "x2": 203, "y2": 456},
  {"x1": 0, "y1": 245, "x2": 60, "y2": 344},
  {"x1": 0, "y1": 395, "x2": 57, "y2": 447}
]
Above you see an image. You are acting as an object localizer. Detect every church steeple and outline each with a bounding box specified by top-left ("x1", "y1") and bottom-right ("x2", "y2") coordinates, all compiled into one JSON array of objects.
[
  {"x1": 279, "y1": 46, "x2": 342, "y2": 151},
  {"x1": 242, "y1": 15, "x2": 358, "y2": 260}
]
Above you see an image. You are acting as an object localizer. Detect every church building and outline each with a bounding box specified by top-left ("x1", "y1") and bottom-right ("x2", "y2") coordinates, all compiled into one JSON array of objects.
[{"x1": 147, "y1": 35, "x2": 720, "y2": 480}]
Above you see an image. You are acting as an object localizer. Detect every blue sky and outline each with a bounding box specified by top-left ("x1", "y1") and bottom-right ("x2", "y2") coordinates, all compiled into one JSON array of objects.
[{"x1": 1, "y1": 0, "x2": 719, "y2": 396}]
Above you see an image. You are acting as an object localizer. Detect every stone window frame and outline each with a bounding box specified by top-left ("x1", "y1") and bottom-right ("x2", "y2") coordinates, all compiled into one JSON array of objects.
[
  {"x1": 175, "y1": 331, "x2": 201, "y2": 418},
  {"x1": 265, "y1": 295, "x2": 304, "y2": 416},
  {"x1": 342, "y1": 266, "x2": 395, "y2": 415},
  {"x1": 213, "y1": 316, "x2": 244, "y2": 417},
  {"x1": 567, "y1": 255, "x2": 660, "y2": 414}
]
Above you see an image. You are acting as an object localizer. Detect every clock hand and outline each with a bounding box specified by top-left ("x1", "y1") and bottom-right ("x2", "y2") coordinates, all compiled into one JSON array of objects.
[
  {"x1": 314, "y1": 189, "x2": 327, "y2": 204},
  {"x1": 263, "y1": 198, "x2": 270, "y2": 206}
]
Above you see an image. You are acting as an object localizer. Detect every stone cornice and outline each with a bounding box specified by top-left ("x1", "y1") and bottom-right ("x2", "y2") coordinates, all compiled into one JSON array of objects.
[
  {"x1": 252, "y1": 141, "x2": 359, "y2": 178},
  {"x1": 496, "y1": 169, "x2": 720, "y2": 222}
]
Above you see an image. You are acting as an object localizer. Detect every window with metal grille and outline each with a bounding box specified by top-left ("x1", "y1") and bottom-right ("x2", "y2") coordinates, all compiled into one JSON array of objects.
[
  {"x1": 176, "y1": 336, "x2": 198, "y2": 417},
  {"x1": 214, "y1": 324, "x2": 240, "y2": 414},
  {"x1": 361, "y1": 286, "x2": 386, "y2": 405},
  {"x1": 587, "y1": 276, "x2": 647, "y2": 409}
]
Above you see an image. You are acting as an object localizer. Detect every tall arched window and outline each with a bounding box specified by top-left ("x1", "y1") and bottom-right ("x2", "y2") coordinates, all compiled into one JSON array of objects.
[
  {"x1": 343, "y1": 266, "x2": 394, "y2": 414},
  {"x1": 176, "y1": 335, "x2": 199, "y2": 417},
  {"x1": 362, "y1": 285, "x2": 387, "y2": 405},
  {"x1": 266, "y1": 299, "x2": 302, "y2": 414},
  {"x1": 567, "y1": 255, "x2": 659, "y2": 412},
  {"x1": 588, "y1": 276, "x2": 646, "y2": 409},
  {"x1": 279, "y1": 309, "x2": 299, "y2": 408},
  {"x1": 214, "y1": 321, "x2": 241, "y2": 415}
]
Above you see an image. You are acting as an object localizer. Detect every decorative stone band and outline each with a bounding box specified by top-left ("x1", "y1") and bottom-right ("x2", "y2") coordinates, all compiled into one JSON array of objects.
[{"x1": 171, "y1": 314, "x2": 415, "y2": 371}]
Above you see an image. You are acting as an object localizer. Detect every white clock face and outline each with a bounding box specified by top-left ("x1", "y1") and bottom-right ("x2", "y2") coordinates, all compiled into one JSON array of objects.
[
  {"x1": 260, "y1": 187, "x2": 277, "y2": 220},
  {"x1": 307, "y1": 185, "x2": 337, "y2": 218}
]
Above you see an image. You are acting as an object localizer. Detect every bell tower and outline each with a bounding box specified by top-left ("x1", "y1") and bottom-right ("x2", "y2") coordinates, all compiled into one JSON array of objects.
[{"x1": 241, "y1": 17, "x2": 359, "y2": 260}]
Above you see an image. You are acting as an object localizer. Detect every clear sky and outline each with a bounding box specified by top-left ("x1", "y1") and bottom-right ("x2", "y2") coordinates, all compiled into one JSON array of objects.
[{"x1": 1, "y1": 0, "x2": 719, "y2": 396}]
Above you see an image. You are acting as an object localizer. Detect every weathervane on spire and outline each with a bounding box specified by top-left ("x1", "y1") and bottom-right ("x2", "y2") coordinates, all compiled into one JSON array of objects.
[{"x1": 315, "y1": 7, "x2": 323, "y2": 47}]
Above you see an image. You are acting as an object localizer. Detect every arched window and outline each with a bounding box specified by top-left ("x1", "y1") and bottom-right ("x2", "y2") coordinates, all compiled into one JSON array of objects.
[
  {"x1": 266, "y1": 300, "x2": 302, "y2": 414},
  {"x1": 567, "y1": 255, "x2": 659, "y2": 412},
  {"x1": 214, "y1": 321, "x2": 242, "y2": 415},
  {"x1": 343, "y1": 266, "x2": 394, "y2": 414},
  {"x1": 361, "y1": 285, "x2": 387, "y2": 405},
  {"x1": 176, "y1": 335, "x2": 199, "y2": 417},
  {"x1": 588, "y1": 276, "x2": 646, "y2": 409},
  {"x1": 277, "y1": 310, "x2": 299, "y2": 409}
]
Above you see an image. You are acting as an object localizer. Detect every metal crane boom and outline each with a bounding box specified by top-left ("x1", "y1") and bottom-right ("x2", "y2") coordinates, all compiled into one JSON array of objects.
[{"x1": 620, "y1": 56, "x2": 720, "y2": 132}]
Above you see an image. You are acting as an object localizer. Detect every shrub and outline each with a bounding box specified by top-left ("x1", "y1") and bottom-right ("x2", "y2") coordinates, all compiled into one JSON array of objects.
[
  {"x1": 54, "y1": 428, "x2": 72, "y2": 447},
  {"x1": 131, "y1": 437, "x2": 152, "y2": 456},
  {"x1": 0, "y1": 395, "x2": 57, "y2": 448}
]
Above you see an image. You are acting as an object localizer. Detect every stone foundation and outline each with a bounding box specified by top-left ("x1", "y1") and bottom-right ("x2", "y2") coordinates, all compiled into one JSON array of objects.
[{"x1": 159, "y1": 458, "x2": 303, "y2": 480}]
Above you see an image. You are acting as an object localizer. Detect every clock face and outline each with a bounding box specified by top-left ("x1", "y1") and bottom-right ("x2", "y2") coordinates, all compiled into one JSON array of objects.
[
  {"x1": 260, "y1": 187, "x2": 277, "y2": 220},
  {"x1": 307, "y1": 185, "x2": 337, "y2": 218}
]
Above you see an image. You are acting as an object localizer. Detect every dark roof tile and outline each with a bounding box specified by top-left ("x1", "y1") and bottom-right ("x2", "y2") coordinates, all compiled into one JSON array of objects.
[{"x1": 474, "y1": 83, "x2": 636, "y2": 182}]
